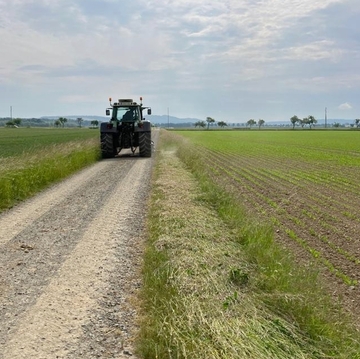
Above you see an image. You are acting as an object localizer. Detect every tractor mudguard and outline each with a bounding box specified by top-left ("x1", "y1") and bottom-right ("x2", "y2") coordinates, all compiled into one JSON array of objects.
[
  {"x1": 134, "y1": 120, "x2": 151, "y2": 132},
  {"x1": 100, "y1": 122, "x2": 118, "y2": 133}
]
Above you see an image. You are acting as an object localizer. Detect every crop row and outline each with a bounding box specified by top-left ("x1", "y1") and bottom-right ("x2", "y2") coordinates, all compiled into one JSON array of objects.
[{"x1": 177, "y1": 131, "x2": 360, "y2": 287}]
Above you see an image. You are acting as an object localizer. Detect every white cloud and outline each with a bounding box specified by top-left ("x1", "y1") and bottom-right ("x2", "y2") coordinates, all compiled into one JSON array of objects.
[
  {"x1": 0, "y1": 0, "x2": 359, "y2": 120},
  {"x1": 283, "y1": 41, "x2": 345, "y2": 62},
  {"x1": 338, "y1": 102, "x2": 352, "y2": 110}
]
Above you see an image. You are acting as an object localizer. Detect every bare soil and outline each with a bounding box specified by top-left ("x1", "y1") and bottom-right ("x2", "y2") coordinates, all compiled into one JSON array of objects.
[{"x1": 0, "y1": 132, "x2": 158, "y2": 359}]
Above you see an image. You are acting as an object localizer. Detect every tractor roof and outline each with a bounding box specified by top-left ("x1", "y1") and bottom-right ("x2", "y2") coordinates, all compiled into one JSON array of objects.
[{"x1": 113, "y1": 99, "x2": 139, "y2": 107}]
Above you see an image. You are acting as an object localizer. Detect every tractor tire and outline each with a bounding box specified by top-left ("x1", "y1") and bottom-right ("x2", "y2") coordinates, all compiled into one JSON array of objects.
[
  {"x1": 139, "y1": 131, "x2": 152, "y2": 157},
  {"x1": 101, "y1": 133, "x2": 117, "y2": 158}
]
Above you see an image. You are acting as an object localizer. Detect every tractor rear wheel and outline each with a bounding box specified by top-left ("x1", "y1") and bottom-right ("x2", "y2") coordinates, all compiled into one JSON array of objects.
[
  {"x1": 101, "y1": 133, "x2": 117, "y2": 158},
  {"x1": 139, "y1": 131, "x2": 152, "y2": 157}
]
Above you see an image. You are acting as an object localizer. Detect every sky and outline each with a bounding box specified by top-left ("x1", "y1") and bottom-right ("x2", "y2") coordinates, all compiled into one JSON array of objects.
[{"x1": 0, "y1": 0, "x2": 359, "y2": 122}]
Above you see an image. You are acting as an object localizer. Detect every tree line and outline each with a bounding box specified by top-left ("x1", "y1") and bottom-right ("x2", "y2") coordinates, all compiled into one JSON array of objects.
[
  {"x1": 4, "y1": 117, "x2": 99, "y2": 128},
  {"x1": 53, "y1": 117, "x2": 99, "y2": 128},
  {"x1": 290, "y1": 116, "x2": 360, "y2": 129},
  {"x1": 290, "y1": 115, "x2": 317, "y2": 129},
  {"x1": 194, "y1": 117, "x2": 266, "y2": 129},
  {"x1": 196, "y1": 116, "x2": 360, "y2": 130},
  {"x1": 5, "y1": 118, "x2": 22, "y2": 127}
]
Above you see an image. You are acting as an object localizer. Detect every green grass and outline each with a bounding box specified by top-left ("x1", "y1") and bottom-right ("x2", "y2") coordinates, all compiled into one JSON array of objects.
[
  {"x1": 138, "y1": 130, "x2": 360, "y2": 359},
  {"x1": 176, "y1": 130, "x2": 360, "y2": 166},
  {"x1": 0, "y1": 128, "x2": 100, "y2": 211},
  {"x1": 0, "y1": 127, "x2": 98, "y2": 157}
]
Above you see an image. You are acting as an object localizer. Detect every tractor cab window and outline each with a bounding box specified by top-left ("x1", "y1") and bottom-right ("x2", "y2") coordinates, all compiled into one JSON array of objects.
[{"x1": 115, "y1": 107, "x2": 140, "y2": 122}]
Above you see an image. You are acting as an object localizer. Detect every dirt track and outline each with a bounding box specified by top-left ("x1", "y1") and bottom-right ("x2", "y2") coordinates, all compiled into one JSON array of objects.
[{"x1": 0, "y1": 132, "x2": 158, "y2": 359}]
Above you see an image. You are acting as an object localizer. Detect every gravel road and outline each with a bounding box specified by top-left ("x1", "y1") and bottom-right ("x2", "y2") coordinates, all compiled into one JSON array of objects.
[{"x1": 0, "y1": 131, "x2": 158, "y2": 359}]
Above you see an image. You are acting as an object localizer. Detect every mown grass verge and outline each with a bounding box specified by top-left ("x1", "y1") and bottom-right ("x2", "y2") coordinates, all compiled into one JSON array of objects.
[
  {"x1": 138, "y1": 130, "x2": 360, "y2": 359},
  {"x1": 0, "y1": 138, "x2": 100, "y2": 212}
]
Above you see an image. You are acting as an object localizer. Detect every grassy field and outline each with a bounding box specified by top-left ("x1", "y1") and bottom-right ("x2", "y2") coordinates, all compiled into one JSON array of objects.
[
  {"x1": 176, "y1": 130, "x2": 360, "y2": 165},
  {"x1": 0, "y1": 128, "x2": 100, "y2": 211},
  {"x1": 138, "y1": 129, "x2": 360, "y2": 359},
  {"x1": 0, "y1": 127, "x2": 98, "y2": 157}
]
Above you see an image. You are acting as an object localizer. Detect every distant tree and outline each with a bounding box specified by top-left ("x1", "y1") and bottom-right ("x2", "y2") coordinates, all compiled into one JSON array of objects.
[
  {"x1": 77, "y1": 117, "x2": 84, "y2": 128},
  {"x1": 195, "y1": 120, "x2": 206, "y2": 128},
  {"x1": 290, "y1": 115, "x2": 300, "y2": 129},
  {"x1": 5, "y1": 120, "x2": 14, "y2": 127},
  {"x1": 300, "y1": 117, "x2": 309, "y2": 128},
  {"x1": 206, "y1": 117, "x2": 215, "y2": 129},
  {"x1": 90, "y1": 120, "x2": 99, "y2": 128},
  {"x1": 58, "y1": 117, "x2": 68, "y2": 127},
  {"x1": 217, "y1": 121, "x2": 227, "y2": 128},
  {"x1": 333, "y1": 122, "x2": 341, "y2": 128},
  {"x1": 258, "y1": 119, "x2": 265, "y2": 129},
  {"x1": 13, "y1": 118, "x2": 22, "y2": 127},
  {"x1": 308, "y1": 115, "x2": 317, "y2": 129},
  {"x1": 54, "y1": 120, "x2": 61, "y2": 127},
  {"x1": 247, "y1": 119, "x2": 256, "y2": 128},
  {"x1": 355, "y1": 119, "x2": 360, "y2": 128}
]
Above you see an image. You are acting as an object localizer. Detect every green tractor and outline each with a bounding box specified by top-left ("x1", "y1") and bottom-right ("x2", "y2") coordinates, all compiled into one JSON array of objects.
[{"x1": 100, "y1": 97, "x2": 152, "y2": 158}]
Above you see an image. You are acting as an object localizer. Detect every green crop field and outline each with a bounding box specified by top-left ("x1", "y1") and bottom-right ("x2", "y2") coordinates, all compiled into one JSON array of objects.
[
  {"x1": 0, "y1": 127, "x2": 100, "y2": 211},
  {"x1": 176, "y1": 130, "x2": 360, "y2": 287},
  {"x1": 178, "y1": 130, "x2": 360, "y2": 165},
  {"x1": 0, "y1": 127, "x2": 98, "y2": 158}
]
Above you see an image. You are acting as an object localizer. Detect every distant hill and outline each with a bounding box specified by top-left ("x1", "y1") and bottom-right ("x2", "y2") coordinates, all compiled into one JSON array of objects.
[{"x1": 150, "y1": 115, "x2": 200, "y2": 124}]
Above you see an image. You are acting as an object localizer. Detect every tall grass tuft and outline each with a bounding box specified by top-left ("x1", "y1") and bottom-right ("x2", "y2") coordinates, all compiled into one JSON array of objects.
[{"x1": 0, "y1": 139, "x2": 100, "y2": 211}]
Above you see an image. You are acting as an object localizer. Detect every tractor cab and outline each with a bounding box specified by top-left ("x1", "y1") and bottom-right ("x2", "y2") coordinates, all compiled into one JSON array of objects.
[{"x1": 106, "y1": 98, "x2": 151, "y2": 122}]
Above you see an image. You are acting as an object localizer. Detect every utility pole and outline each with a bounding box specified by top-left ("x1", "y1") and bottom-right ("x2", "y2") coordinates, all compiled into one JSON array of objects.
[
  {"x1": 10, "y1": 106, "x2": 12, "y2": 120},
  {"x1": 167, "y1": 107, "x2": 169, "y2": 128},
  {"x1": 325, "y1": 107, "x2": 327, "y2": 128}
]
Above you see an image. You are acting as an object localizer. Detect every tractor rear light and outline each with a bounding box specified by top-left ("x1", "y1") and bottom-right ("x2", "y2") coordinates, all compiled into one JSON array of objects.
[
  {"x1": 107, "y1": 123, "x2": 113, "y2": 129},
  {"x1": 138, "y1": 122, "x2": 143, "y2": 128}
]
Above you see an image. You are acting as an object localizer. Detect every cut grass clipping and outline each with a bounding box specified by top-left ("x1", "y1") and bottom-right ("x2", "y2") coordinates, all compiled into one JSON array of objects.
[{"x1": 138, "y1": 130, "x2": 360, "y2": 359}]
